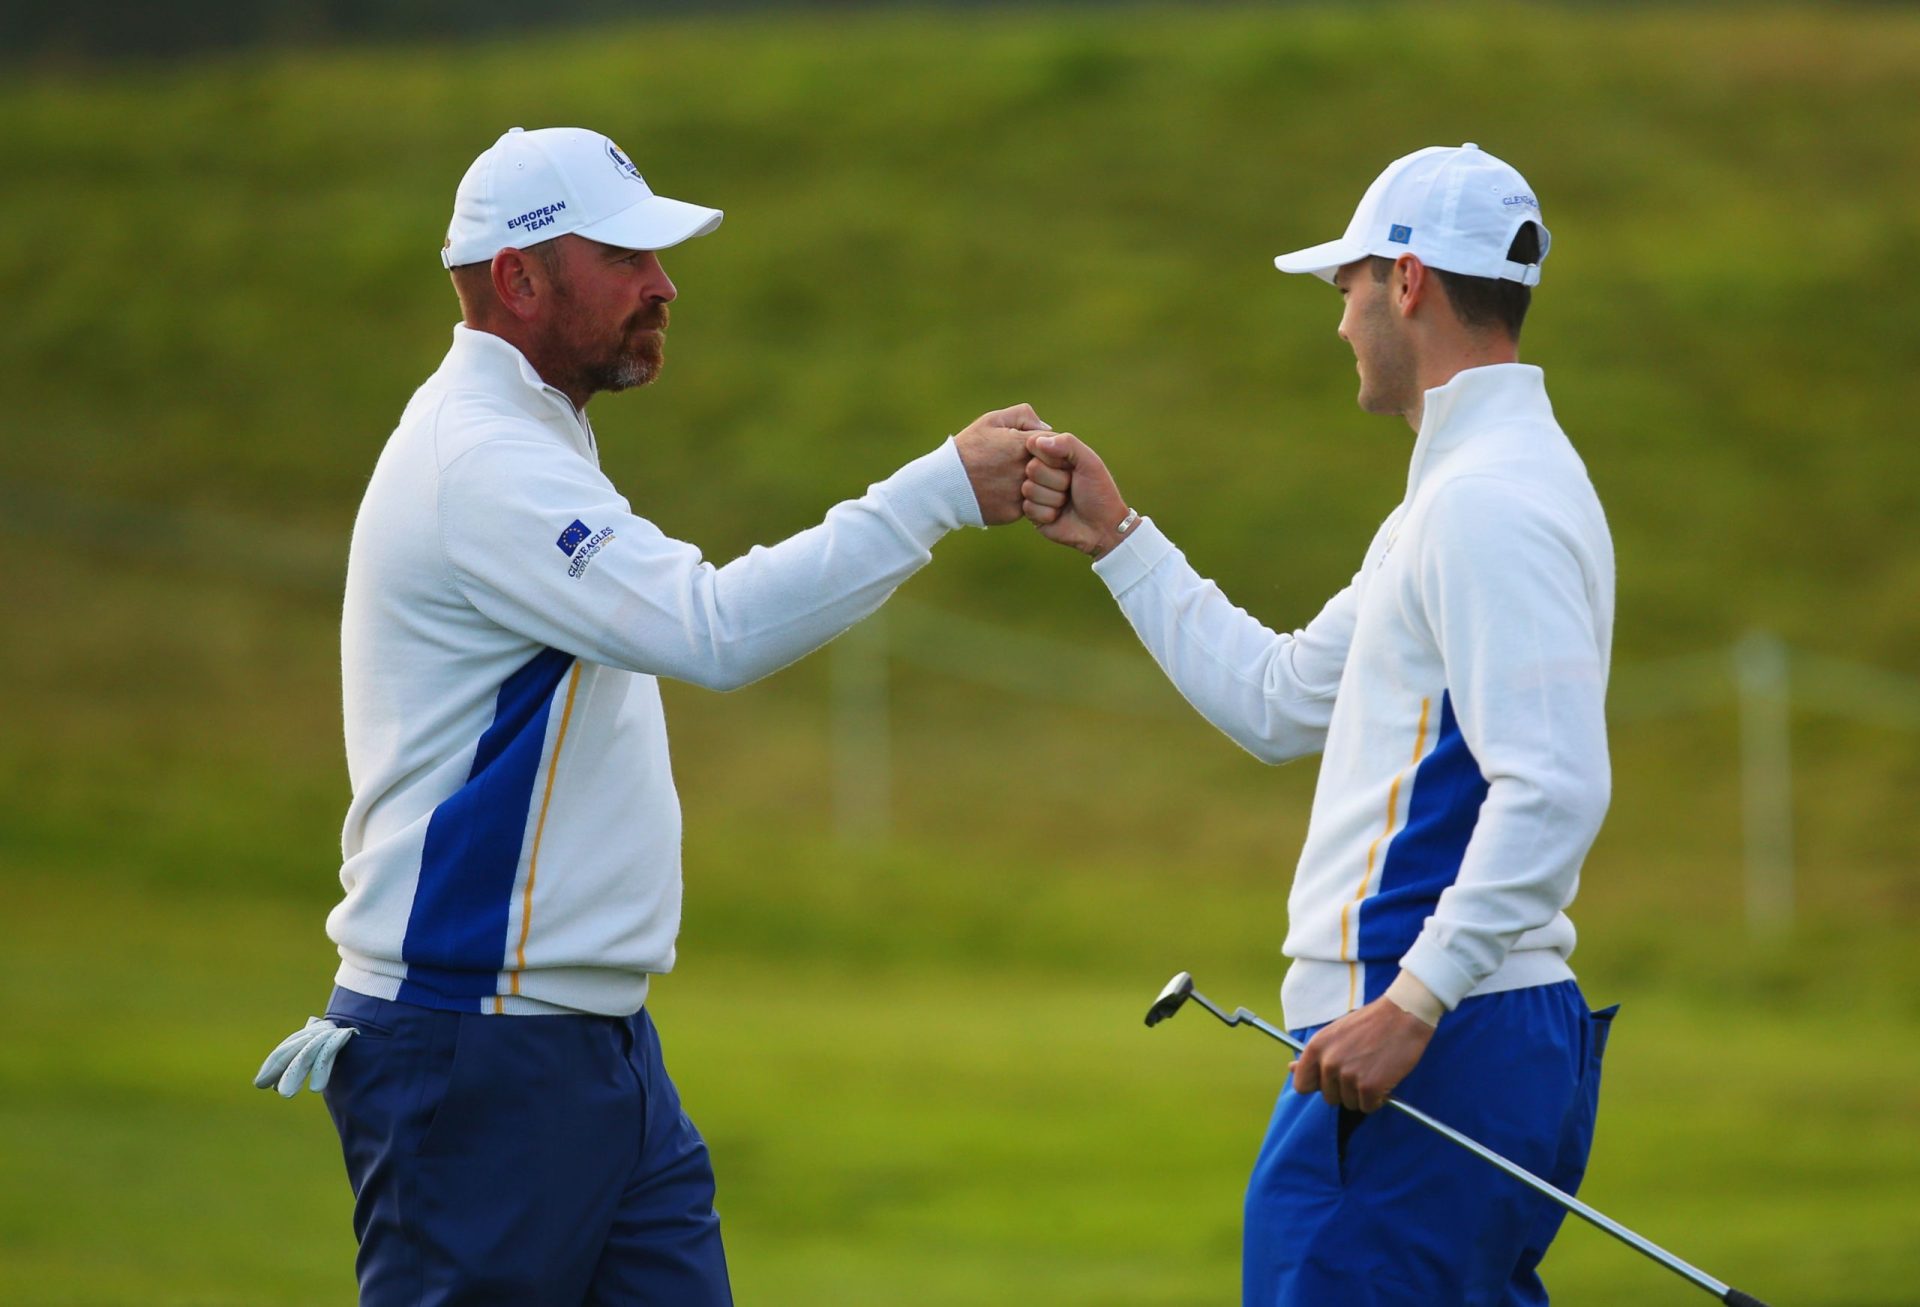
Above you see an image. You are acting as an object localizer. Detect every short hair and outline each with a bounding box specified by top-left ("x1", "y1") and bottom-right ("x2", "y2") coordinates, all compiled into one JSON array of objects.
[
  {"x1": 1367, "y1": 222, "x2": 1542, "y2": 341},
  {"x1": 447, "y1": 240, "x2": 567, "y2": 318}
]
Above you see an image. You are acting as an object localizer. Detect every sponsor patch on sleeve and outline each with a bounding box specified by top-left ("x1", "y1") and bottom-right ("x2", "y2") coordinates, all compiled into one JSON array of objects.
[{"x1": 556, "y1": 519, "x2": 615, "y2": 579}]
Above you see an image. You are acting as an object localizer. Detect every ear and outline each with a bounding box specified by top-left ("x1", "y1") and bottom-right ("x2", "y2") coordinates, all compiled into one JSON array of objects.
[
  {"x1": 490, "y1": 247, "x2": 544, "y2": 323},
  {"x1": 1392, "y1": 254, "x2": 1431, "y2": 318}
]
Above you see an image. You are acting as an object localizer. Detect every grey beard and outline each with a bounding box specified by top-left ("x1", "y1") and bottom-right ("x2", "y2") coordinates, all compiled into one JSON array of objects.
[{"x1": 591, "y1": 351, "x2": 657, "y2": 394}]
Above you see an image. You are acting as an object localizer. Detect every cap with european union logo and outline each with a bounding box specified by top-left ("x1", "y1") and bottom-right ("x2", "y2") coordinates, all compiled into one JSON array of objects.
[
  {"x1": 442, "y1": 126, "x2": 723, "y2": 269},
  {"x1": 1273, "y1": 143, "x2": 1549, "y2": 287}
]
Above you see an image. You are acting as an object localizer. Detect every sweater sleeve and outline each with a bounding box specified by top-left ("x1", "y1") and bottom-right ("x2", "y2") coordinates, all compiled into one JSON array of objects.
[
  {"x1": 1090, "y1": 518, "x2": 1359, "y2": 763},
  {"x1": 1395, "y1": 475, "x2": 1611, "y2": 1009},
  {"x1": 437, "y1": 432, "x2": 982, "y2": 690}
]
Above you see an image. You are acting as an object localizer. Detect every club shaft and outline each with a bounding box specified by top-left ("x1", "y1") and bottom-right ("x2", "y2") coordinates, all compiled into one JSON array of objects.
[{"x1": 1195, "y1": 995, "x2": 1733, "y2": 1301}]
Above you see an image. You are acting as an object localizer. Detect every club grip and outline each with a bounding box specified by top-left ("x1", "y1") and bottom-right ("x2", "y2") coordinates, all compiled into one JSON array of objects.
[{"x1": 1723, "y1": 1290, "x2": 1771, "y2": 1307}]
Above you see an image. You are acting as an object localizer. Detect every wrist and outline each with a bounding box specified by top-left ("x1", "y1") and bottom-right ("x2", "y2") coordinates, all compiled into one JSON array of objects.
[
  {"x1": 1383, "y1": 970, "x2": 1444, "y2": 1028},
  {"x1": 1089, "y1": 507, "x2": 1140, "y2": 561}
]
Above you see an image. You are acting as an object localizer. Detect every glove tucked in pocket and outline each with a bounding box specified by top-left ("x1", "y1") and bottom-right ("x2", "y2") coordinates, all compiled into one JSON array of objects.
[{"x1": 252, "y1": 1017, "x2": 358, "y2": 1097}]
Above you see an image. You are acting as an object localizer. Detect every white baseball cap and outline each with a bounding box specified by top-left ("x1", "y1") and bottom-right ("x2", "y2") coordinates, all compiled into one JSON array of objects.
[
  {"x1": 441, "y1": 126, "x2": 723, "y2": 269},
  {"x1": 1273, "y1": 143, "x2": 1549, "y2": 286}
]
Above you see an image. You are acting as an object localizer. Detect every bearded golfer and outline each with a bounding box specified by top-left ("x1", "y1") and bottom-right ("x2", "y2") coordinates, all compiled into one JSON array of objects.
[
  {"x1": 251, "y1": 125, "x2": 1047, "y2": 1305},
  {"x1": 1022, "y1": 144, "x2": 1616, "y2": 1305}
]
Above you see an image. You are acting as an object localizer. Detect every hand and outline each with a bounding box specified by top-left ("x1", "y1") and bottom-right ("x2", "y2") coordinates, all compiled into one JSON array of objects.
[
  {"x1": 955, "y1": 403, "x2": 1052, "y2": 526},
  {"x1": 1021, "y1": 432, "x2": 1131, "y2": 559},
  {"x1": 253, "y1": 1017, "x2": 357, "y2": 1098},
  {"x1": 1289, "y1": 997, "x2": 1435, "y2": 1113}
]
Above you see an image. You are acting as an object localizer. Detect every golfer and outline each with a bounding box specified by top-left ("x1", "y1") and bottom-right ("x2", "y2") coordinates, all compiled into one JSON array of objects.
[
  {"x1": 1021, "y1": 144, "x2": 1616, "y2": 1304},
  {"x1": 252, "y1": 125, "x2": 1046, "y2": 1305}
]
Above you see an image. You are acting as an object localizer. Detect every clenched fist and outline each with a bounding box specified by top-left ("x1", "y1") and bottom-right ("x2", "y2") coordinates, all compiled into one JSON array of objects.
[
  {"x1": 1021, "y1": 432, "x2": 1132, "y2": 558},
  {"x1": 955, "y1": 403, "x2": 1054, "y2": 526}
]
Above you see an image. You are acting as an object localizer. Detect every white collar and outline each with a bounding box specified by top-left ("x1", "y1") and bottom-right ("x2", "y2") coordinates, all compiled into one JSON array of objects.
[
  {"x1": 442, "y1": 323, "x2": 595, "y2": 451},
  {"x1": 1406, "y1": 363, "x2": 1552, "y2": 497}
]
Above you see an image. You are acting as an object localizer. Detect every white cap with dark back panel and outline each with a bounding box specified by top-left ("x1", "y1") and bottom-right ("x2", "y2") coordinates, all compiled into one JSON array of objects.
[{"x1": 1274, "y1": 143, "x2": 1548, "y2": 286}]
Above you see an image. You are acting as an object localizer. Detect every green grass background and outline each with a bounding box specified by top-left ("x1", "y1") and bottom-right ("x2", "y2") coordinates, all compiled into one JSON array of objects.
[{"x1": 3, "y1": 4, "x2": 1918, "y2": 1303}]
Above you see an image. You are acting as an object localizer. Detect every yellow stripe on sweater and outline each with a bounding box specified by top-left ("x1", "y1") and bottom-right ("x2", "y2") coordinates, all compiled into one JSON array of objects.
[
  {"x1": 1342, "y1": 696, "x2": 1432, "y2": 1011},
  {"x1": 505, "y1": 661, "x2": 583, "y2": 1000}
]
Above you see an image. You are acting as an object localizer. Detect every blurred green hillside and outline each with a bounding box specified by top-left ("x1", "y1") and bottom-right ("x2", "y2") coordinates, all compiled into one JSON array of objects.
[{"x1": 3, "y1": 4, "x2": 1918, "y2": 1305}]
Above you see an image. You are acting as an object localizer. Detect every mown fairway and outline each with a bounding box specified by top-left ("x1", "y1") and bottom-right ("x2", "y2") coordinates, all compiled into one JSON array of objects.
[{"x1": 3, "y1": 4, "x2": 1918, "y2": 1303}]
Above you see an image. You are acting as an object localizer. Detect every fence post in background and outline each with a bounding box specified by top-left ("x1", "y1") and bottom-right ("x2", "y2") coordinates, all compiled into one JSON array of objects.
[
  {"x1": 832, "y1": 611, "x2": 890, "y2": 845},
  {"x1": 1733, "y1": 630, "x2": 1794, "y2": 936}
]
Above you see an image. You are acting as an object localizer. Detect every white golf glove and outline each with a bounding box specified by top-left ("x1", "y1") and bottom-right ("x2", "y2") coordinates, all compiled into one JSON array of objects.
[{"x1": 253, "y1": 1017, "x2": 357, "y2": 1098}]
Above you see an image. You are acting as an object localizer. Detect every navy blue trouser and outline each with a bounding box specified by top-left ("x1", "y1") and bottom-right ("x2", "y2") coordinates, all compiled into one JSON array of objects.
[
  {"x1": 1244, "y1": 981, "x2": 1615, "y2": 1307},
  {"x1": 320, "y1": 987, "x2": 731, "y2": 1307}
]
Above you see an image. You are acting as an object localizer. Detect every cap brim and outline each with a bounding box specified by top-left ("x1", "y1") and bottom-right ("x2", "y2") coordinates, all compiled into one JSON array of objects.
[
  {"x1": 1273, "y1": 237, "x2": 1369, "y2": 284},
  {"x1": 576, "y1": 194, "x2": 724, "y2": 252}
]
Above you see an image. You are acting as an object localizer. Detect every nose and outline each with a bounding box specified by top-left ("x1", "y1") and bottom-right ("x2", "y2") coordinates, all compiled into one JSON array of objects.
[{"x1": 641, "y1": 251, "x2": 677, "y2": 304}]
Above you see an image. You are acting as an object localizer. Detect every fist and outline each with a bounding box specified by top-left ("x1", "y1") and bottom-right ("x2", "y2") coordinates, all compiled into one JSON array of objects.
[
  {"x1": 1021, "y1": 432, "x2": 1131, "y2": 558},
  {"x1": 955, "y1": 403, "x2": 1052, "y2": 526}
]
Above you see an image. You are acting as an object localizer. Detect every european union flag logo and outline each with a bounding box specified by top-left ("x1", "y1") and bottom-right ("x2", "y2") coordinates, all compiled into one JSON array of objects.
[
  {"x1": 1388, "y1": 224, "x2": 1413, "y2": 244},
  {"x1": 557, "y1": 520, "x2": 591, "y2": 556}
]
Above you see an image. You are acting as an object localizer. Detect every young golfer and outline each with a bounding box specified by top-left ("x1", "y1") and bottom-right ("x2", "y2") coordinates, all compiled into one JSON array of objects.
[{"x1": 1021, "y1": 143, "x2": 1617, "y2": 1306}]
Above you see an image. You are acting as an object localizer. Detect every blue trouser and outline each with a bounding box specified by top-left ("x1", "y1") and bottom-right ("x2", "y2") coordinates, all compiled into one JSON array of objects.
[
  {"x1": 1244, "y1": 981, "x2": 1615, "y2": 1307},
  {"x1": 320, "y1": 987, "x2": 731, "y2": 1307}
]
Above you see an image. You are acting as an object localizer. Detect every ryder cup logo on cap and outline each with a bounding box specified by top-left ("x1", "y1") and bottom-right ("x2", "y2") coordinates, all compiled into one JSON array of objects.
[
  {"x1": 441, "y1": 126, "x2": 724, "y2": 269},
  {"x1": 606, "y1": 140, "x2": 643, "y2": 182},
  {"x1": 1273, "y1": 143, "x2": 1550, "y2": 287}
]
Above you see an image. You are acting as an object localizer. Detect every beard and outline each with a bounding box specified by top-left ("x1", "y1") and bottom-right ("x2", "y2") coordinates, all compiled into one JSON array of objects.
[
  {"x1": 542, "y1": 271, "x2": 671, "y2": 399},
  {"x1": 584, "y1": 302, "x2": 670, "y2": 394},
  {"x1": 579, "y1": 301, "x2": 672, "y2": 393}
]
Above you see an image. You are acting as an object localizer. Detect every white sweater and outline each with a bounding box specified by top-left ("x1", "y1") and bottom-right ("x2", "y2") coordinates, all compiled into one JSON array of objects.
[
  {"x1": 327, "y1": 325, "x2": 984, "y2": 1015},
  {"x1": 1093, "y1": 364, "x2": 1613, "y2": 1030}
]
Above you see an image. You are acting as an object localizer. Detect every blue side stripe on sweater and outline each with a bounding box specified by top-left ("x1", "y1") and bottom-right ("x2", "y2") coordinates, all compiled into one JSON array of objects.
[
  {"x1": 399, "y1": 647, "x2": 575, "y2": 1010},
  {"x1": 1358, "y1": 691, "x2": 1490, "y2": 1004}
]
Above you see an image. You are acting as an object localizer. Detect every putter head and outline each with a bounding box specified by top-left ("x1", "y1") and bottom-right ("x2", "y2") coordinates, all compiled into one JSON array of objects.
[{"x1": 1144, "y1": 971, "x2": 1195, "y2": 1027}]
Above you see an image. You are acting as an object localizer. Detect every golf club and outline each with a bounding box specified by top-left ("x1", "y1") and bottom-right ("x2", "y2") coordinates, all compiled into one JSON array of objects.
[{"x1": 1145, "y1": 971, "x2": 1772, "y2": 1307}]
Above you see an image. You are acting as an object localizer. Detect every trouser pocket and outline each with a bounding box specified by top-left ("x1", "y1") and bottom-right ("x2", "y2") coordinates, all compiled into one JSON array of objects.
[{"x1": 1336, "y1": 1106, "x2": 1368, "y2": 1184}]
